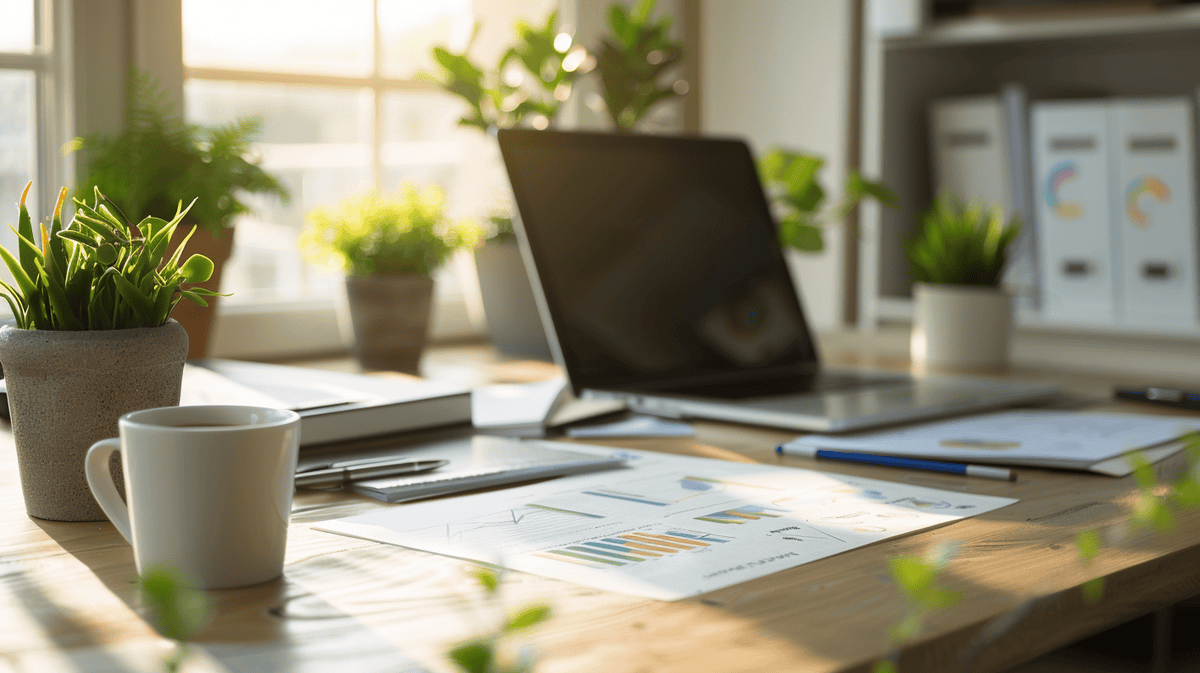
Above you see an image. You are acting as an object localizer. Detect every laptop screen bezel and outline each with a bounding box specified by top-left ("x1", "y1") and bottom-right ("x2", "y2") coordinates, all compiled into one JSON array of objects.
[{"x1": 497, "y1": 128, "x2": 823, "y2": 395}]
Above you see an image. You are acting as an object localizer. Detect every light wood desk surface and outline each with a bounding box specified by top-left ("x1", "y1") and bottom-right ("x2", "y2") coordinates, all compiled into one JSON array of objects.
[{"x1": 4, "y1": 345, "x2": 1200, "y2": 673}]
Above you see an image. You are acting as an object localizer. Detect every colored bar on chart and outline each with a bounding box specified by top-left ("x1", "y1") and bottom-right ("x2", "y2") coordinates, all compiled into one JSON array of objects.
[
  {"x1": 621, "y1": 533, "x2": 692, "y2": 550},
  {"x1": 696, "y1": 516, "x2": 744, "y2": 524},
  {"x1": 567, "y1": 546, "x2": 644, "y2": 562},
  {"x1": 546, "y1": 550, "x2": 625, "y2": 566},
  {"x1": 583, "y1": 542, "x2": 663, "y2": 557},
  {"x1": 639, "y1": 533, "x2": 708, "y2": 547},
  {"x1": 606, "y1": 537, "x2": 680, "y2": 554}
]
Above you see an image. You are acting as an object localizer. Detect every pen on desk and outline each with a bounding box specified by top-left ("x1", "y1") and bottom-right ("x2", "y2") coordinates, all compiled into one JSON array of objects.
[
  {"x1": 776, "y1": 444, "x2": 1016, "y2": 482},
  {"x1": 295, "y1": 458, "x2": 449, "y2": 489}
]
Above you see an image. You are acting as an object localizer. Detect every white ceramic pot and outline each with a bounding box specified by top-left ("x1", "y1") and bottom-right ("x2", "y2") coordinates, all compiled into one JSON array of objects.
[
  {"x1": 473, "y1": 243, "x2": 551, "y2": 359},
  {"x1": 910, "y1": 283, "x2": 1012, "y2": 371}
]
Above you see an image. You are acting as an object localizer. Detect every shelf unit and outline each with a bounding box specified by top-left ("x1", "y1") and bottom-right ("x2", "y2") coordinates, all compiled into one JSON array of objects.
[{"x1": 857, "y1": 4, "x2": 1200, "y2": 339}]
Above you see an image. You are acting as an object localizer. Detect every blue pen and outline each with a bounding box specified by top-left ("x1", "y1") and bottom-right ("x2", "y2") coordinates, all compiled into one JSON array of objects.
[{"x1": 776, "y1": 444, "x2": 1016, "y2": 482}]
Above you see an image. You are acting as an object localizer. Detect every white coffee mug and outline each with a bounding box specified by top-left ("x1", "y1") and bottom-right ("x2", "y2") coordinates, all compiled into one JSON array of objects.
[{"x1": 85, "y1": 405, "x2": 301, "y2": 590}]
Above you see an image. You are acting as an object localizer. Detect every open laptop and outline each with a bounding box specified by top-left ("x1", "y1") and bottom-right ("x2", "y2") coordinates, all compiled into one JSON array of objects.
[{"x1": 496, "y1": 129, "x2": 1056, "y2": 432}]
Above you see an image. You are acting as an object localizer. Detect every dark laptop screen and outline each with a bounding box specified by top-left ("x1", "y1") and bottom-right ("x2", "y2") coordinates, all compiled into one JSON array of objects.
[{"x1": 498, "y1": 130, "x2": 819, "y2": 392}]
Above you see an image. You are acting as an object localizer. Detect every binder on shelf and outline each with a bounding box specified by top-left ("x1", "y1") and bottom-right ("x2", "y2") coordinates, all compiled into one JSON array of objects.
[
  {"x1": 1108, "y1": 98, "x2": 1199, "y2": 327},
  {"x1": 1031, "y1": 101, "x2": 1117, "y2": 324},
  {"x1": 929, "y1": 95, "x2": 1013, "y2": 213},
  {"x1": 1000, "y1": 82, "x2": 1039, "y2": 316}
]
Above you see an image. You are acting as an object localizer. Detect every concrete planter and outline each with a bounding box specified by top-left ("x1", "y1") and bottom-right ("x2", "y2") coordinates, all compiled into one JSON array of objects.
[
  {"x1": 344, "y1": 274, "x2": 434, "y2": 374},
  {"x1": 473, "y1": 243, "x2": 551, "y2": 359},
  {"x1": 0, "y1": 320, "x2": 189, "y2": 521},
  {"x1": 911, "y1": 283, "x2": 1012, "y2": 371}
]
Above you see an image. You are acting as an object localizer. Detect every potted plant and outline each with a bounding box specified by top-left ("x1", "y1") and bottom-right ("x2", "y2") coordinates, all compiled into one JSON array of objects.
[
  {"x1": 906, "y1": 193, "x2": 1022, "y2": 371},
  {"x1": 70, "y1": 71, "x2": 289, "y2": 359},
  {"x1": 592, "y1": 0, "x2": 685, "y2": 131},
  {"x1": 299, "y1": 185, "x2": 478, "y2": 373},
  {"x1": 0, "y1": 183, "x2": 217, "y2": 521},
  {"x1": 426, "y1": 12, "x2": 589, "y2": 360}
]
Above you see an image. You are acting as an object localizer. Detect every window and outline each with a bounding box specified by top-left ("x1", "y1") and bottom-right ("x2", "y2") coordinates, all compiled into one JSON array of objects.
[
  {"x1": 0, "y1": 0, "x2": 68, "y2": 243},
  {"x1": 183, "y1": 0, "x2": 557, "y2": 355}
]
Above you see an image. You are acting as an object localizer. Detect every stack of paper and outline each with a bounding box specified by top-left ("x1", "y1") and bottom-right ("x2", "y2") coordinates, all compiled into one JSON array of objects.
[{"x1": 780, "y1": 410, "x2": 1200, "y2": 475}]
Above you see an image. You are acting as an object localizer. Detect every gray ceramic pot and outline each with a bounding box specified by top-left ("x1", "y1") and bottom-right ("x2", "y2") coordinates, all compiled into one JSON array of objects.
[
  {"x1": 474, "y1": 243, "x2": 551, "y2": 360},
  {"x1": 0, "y1": 320, "x2": 189, "y2": 521},
  {"x1": 344, "y1": 274, "x2": 433, "y2": 374}
]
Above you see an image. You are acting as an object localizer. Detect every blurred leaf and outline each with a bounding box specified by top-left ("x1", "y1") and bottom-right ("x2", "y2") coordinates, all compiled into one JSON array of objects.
[
  {"x1": 449, "y1": 640, "x2": 493, "y2": 673},
  {"x1": 872, "y1": 661, "x2": 899, "y2": 673},
  {"x1": 889, "y1": 612, "x2": 923, "y2": 644},
  {"x1": 138, "y1": 563, "x2": 212, "y2": 642},
  {"x1": 1082, "y1": 577, "x2": 1105, "y2": 604},
  {"x1": 1076, "y1": 529, "x2": 1102, "y2": 563},
  {"x1": 473, "y1": 568, "x2": 500, "y2": 594},
  {"x1": 505, "y1": 605, "x2": 551, "y2": 632}
]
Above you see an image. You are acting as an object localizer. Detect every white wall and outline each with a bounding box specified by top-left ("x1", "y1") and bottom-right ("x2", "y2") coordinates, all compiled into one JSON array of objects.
[{"x1": 700, "y1": 0, "x2": 853, "y2": 328}]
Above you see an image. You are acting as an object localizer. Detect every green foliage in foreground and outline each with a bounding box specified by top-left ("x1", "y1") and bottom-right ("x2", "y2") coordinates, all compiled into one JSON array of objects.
[
  {"x1": 0, "y1": 183, "x2": 218, "y2": 330},
  {"x1": 594, "y1": 0, "x2": 683, "y2": 130},
  {"x1": 300, "y1": 185, "x2": 479, "y2": 277},
  {"x1": 758, "y1": 148, "x2": 898, "y2": 254},
  {"x1": 138, "y1": 563, "x2": 213, "y2": 673},
  {"x1": 906, "y1": 193, "x2": 1021, "y2": 287},
  {"x1": 449, "y1": 568, "x2": 552, "y2": 673}
]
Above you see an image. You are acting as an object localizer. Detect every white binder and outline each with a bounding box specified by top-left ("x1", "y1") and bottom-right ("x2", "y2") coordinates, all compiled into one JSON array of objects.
[
  {"x1": 929, "y1": 96, "x2": 1012, "y2": 212},
  {"x1": 1031, "y1": 101, "x2": 1117, "y2": 324},
  {"x1": 1109, "y1": 98, "x2": 1199, "y2": 327}
]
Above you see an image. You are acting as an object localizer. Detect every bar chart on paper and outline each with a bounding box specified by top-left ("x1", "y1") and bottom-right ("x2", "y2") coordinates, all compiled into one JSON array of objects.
[{"x1": 317, "y1": 449, "x2": 1017, "y2": 600}]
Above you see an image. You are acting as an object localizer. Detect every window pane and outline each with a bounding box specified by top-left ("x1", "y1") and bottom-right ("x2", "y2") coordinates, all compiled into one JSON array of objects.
[
  {"x1": 0, "y1": 70, "x2": 37, "y2": 229},
  {"x1": 183, "y1": 0, "x2": 373, "y2": 76},
  {"x1": 0, "y1": 0, "x2": 35, "y2": 53},
  {"x1": 378, "y1": 0, "x2": 473, "y2": 79},
  {"x1": 185, "y1": 80, "x2": 373, "y2": 304}
]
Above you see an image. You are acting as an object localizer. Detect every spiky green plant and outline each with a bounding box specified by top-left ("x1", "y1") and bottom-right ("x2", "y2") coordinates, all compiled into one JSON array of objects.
[
  {"x1": 594, "y1": 0, "x2": 683, "y2": 131},
  {"x1": 299, "y1": 185, "x2": 479, "y2": 277},
  {"x1": 0, "y1": 183, "x2": 218, "y2": 330},
  {"x1": 906, "y1": 193, "x2": 1022, "y2": 287}
]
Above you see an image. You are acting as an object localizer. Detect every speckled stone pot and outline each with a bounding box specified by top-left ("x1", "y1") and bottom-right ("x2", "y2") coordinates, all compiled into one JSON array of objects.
[
  {"x1": 0, "y1": 321, "x2": 188, "y2": 521},
  {"x1": 344, "y1": 274, "x2": 433, "y2": 374}
]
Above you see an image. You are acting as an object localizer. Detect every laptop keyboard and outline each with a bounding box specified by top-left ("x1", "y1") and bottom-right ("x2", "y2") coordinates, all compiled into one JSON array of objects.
[{"x1": 668, "y1": 372, "x2": 909, "y2": 400}]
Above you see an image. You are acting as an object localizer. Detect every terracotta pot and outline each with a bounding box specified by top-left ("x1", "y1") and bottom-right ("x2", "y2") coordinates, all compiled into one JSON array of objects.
[
  {"x1": 474, "y1": 243, "x2": 552, "y2": 359},
  {"x1": 343, "y1": 274, "x2": 434, "y2": 374},
  {"x1": 0, "y1": 320, "x2": 189, "y2": 521},
  {"x1": 910, "y1": 283, "x2": 1012, "y2": 371},
  {"x1": 167, "y1": 224, "x2": 235, "y2": 360}
]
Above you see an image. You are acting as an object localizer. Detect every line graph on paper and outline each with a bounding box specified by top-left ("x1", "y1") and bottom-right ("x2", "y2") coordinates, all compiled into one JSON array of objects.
[{"x1": 437, "y1": 503, "x2": 611, "y2": 547}]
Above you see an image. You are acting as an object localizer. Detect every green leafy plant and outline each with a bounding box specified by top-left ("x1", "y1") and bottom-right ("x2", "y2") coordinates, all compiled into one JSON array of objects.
[
  {"x1": 0, "y1": 183, "x2": 218, "y2": 330},
  {"x1": 758, "y1": 148, "x2": 898, "y2": 253},
  {"x1": 299, "y1": 185, "x2": 479, "y2": 277},
  {"x1": 481, "y1": 212, "x2": 518, "y2": 246},
  {"x1": 137, "y1": 563, "x2": 214, "y2": 673},
  {"x1": 70, "y1": 69, "x2": 289, "y2": 235},
  {"x1": 425, "y1": 12, "x2": 590, "y2": 133},
  {"x1": 594, "y1": 0, "x2": 684, "y2": 131},
  {"x1": 873, "y1": 543, "x2": 962, "y2": 673},
  {"x1": 905, "y1": 193, "x2": 1021, "y2": 287},
  {"x1": 449, "y1": 568, "x2": 552, "y2": 673}
]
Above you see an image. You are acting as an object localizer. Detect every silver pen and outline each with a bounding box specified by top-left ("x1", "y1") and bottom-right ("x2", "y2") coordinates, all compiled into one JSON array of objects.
[{"x1": 295, "y1": 458, "x2": 449, "y2": 489}]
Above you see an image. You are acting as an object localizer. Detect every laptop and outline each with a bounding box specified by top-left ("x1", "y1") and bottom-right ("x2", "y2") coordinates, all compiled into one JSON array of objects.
[{"x1": 496, "y1": 129, "x2": 1056, "y2": 432}]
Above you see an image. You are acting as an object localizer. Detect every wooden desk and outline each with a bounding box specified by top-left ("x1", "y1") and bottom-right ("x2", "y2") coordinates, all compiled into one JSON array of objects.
[{"x1": 4, "y1": 351, "x2": 1200, "y2": 673}]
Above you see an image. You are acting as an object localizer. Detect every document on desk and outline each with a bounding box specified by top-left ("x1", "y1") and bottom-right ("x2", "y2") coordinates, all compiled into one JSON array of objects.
[
  {"x1": 315, "y1": 448, "x2": 1016, "y2": 601},
  {"x1": 781, "y1": 410, "x2": 1200, "y2": 475}
]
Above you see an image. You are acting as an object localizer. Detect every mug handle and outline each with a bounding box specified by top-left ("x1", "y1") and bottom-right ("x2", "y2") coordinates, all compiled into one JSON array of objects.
[{"x1": 85, "y1": 438, "x2": 133, "y2": 544}]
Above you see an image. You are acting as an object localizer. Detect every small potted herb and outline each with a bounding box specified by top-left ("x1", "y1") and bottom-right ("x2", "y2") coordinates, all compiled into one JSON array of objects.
[
  {"x1": 299, "y1": 185, "x2": 478, "y2": 373},
  {"x1": 906, "y1": 193, "x2": 1022, "y2": 370},
  {"x1": 0, "y1": 184, "x2": 217, "y2": 521}
]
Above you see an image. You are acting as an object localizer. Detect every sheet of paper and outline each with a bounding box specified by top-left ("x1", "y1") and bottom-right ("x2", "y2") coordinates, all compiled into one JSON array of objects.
[
  {"x1": 787, "y1": 410, "x2": 1200, "y2": 469},
  {"x1": 567, "y1": 415, "x2": 695, "y2": 438},
  {"x1": 315, "y1": 448, "x2": 1016, "y2": 601}
]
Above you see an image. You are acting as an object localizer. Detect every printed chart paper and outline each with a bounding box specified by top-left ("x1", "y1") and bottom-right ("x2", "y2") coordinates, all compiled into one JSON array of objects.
[{"x1": 315, "y1": 449, "x2": 1016, "y2": 601}]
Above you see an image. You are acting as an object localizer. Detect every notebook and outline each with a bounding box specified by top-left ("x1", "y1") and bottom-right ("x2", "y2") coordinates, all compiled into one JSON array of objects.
[
  {"x1": 497, "y1": 129, "x2": 1056, "y2": 432},
  {"x1": 324, "y1": 434, "x2": 627, "y2": 503}
]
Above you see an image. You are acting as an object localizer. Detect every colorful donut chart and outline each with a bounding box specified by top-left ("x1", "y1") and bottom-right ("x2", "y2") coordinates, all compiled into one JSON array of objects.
[
  {"x1": 1125, "y1": 177, "x2": 1170, "y2": 228},
  {"x1": 1044, "y1": 160, "x2": 1082, "y2": 220}
]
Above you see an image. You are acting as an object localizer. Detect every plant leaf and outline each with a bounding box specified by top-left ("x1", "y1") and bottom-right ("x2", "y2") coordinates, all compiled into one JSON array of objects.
[{"x1": 505, "y1": 605, "x2": 551, "y2": 632}]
